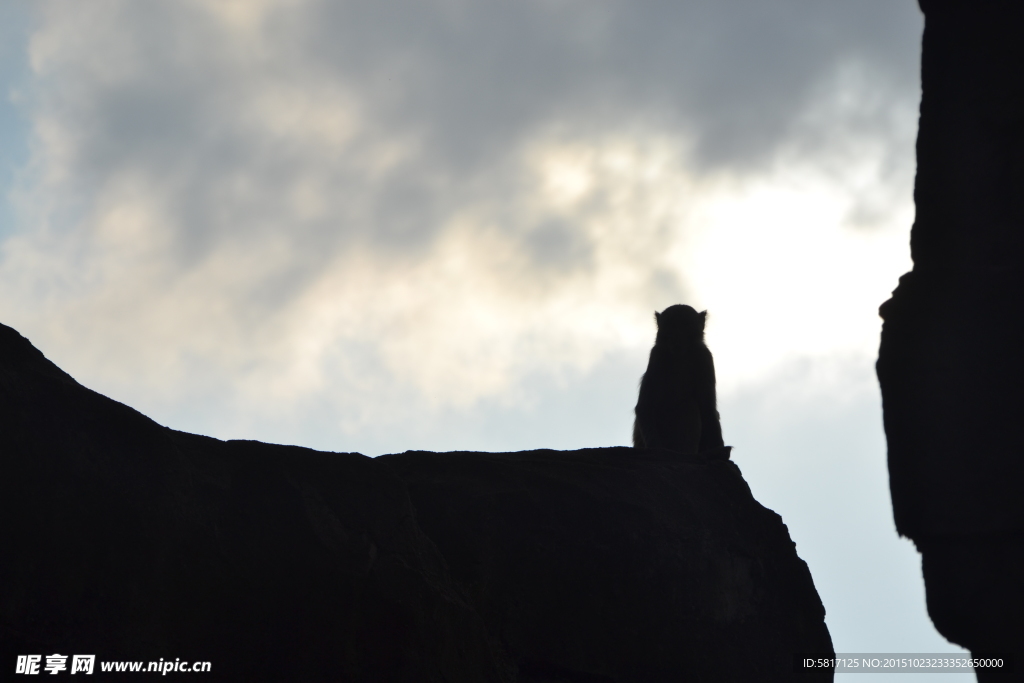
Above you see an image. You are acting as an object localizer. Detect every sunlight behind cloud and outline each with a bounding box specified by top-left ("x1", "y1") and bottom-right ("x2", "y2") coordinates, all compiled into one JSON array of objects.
[
  {"x1": 0, "y1": 123, "x2": 913, "y2": 441},
  {"x1": 217, "y1": 133, "x2": 706, "y2": 423},
  {"x1": 0, "y1": 0, "x2": 919, "y2": 447},
  {"x1": 690, "y1": 167, "x2": 913, "y2": 394}
]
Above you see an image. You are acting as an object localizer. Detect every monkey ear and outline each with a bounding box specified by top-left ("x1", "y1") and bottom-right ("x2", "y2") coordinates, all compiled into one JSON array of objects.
[{"x1": 699, "y1": 310, "x2": 707, "y2": 330}]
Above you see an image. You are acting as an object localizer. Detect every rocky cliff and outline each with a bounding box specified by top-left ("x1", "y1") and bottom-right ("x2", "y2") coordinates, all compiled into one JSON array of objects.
[
  {"x1": 0, "y1": 322, "x2": 832, "y2": 681},
  {"x1": 876, "y1": 1, "x2": 1024, "y2": 673}
]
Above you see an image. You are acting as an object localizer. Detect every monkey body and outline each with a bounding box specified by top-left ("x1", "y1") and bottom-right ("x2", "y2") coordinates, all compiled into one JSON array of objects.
[{"x1": 632, "y1": 305, "x2": 724, "y2": 454}]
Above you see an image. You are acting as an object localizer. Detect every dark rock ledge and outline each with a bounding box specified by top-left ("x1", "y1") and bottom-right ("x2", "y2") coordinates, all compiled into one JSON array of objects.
[{"x1": 0, "y1": 322, "x2": 832, "y2": 681}]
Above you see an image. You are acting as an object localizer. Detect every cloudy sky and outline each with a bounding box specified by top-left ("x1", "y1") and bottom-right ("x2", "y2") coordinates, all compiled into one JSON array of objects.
[{"x1": 1, "y1": 0, "x2": 970, "y2": 670}]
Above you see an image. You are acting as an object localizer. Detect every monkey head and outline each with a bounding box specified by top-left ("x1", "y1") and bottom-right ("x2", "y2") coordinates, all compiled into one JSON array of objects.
[{"x1": 654, "y1": 304, "x2": 707, "y2": 343}]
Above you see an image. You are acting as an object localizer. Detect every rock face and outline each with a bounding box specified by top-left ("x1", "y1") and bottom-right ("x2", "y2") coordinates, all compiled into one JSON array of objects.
[
  {"x1": 0, "y1": 322, "x2": 832, "y2": 681},
  {"x1": 876, "y1": 0, "x2": 1024, "y2": 672},
  {"x1": 383, "y1": 450, "x2": 832, "y2": 681},
  {"x1": 0, "y1": 324, "x2": 503, "y2": 682}
]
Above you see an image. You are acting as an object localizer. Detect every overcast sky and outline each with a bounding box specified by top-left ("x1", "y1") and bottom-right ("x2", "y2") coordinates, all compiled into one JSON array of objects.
[{"x1": 0, "y1": 0, "x2": 972, "y2": 672}]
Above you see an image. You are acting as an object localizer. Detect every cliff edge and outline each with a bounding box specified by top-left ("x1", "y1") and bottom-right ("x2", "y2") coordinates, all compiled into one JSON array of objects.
[{"x1": 0, "y1": 322, "x2": 832, "y2": 681}]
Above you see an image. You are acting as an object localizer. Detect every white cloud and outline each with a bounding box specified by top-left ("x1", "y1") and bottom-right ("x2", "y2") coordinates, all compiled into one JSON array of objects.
[{"x1": 2, "y1": 0, "x2": 920, "y2": 449}]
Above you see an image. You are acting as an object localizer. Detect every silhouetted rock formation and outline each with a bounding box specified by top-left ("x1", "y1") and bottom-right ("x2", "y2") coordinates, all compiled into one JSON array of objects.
[
  {"x1": 383, "y1": 449, "x2": 831, "y2": 681},
  {"x1": 0, "y1": 324, "x2": 502, "y2": 681},
  {"x1": 0, "y1": 322, "x2": 832, "y2": 681},
  {"x1": 877, "y1": 0, "x2": 1024, "y2": 676}
]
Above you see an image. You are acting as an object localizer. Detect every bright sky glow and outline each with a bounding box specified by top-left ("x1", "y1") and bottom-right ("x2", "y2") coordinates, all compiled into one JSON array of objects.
[{"x1": 693, "y1": 167, "x2": 913, "y2": 393}]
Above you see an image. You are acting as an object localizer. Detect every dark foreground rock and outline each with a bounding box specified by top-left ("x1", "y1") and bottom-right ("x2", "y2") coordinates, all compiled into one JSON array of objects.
[
  {"x1": 383, "y1": 449, "x2": 832, "y2": 681},
  {"x1": 877, "y1": 1, "x2": 1024, "y2": 674},
  {"x1": 0, "y1": 322, "x2": 832, "y2": 681}
]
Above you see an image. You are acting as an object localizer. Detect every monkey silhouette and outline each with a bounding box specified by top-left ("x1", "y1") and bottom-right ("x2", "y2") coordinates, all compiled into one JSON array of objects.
[{"x1": 632, "y1": 304, "x2": 725, "y2": 455}]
